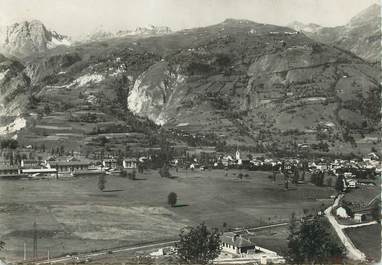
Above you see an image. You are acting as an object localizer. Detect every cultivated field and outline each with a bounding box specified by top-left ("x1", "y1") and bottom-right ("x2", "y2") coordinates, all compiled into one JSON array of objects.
[
  {"x1": 344, "y1": 224, "x2": 381, "y2": 262},
  {"x1": 0, "y1": 169, "x2": 335, "y2": 262}
]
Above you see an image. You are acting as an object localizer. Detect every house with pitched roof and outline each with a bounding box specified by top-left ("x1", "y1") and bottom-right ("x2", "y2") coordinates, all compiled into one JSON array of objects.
[{"x1": 221, "y1": 232, "x2": 256, "y2": 254}]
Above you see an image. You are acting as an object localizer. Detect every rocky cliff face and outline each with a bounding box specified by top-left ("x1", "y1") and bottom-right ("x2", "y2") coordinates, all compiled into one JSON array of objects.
[
  {"x1": 128, "y1": 61, "x2": 185, "y2": 125},
  {"x1": 289, "y1": 4, "x2": 381, "y2": 62},
  {"x1": 0, "y1": 20, "x2": 70, "y2": 58},
  {"x1": 0, "y1": 54, "x2": 30, "y2": 134},
  {"x1": 122, "y1": 19, "x2": 380, "y2": 146}
]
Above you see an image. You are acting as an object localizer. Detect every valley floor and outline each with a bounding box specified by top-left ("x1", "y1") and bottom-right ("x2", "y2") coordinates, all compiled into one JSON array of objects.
[{"x1": 1, "y1": 169, "x2": 336, "y2": 262}]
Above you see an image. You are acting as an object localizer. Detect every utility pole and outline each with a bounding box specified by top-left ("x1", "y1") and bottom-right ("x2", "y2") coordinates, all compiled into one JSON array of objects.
[
  {"x1": 24, "y1": 242, "x2": 26, "y2": 261},
  {"x1": 47, "y1": 248, "x2": 50, "y2": 263},
  {"x1": 33, "y1": 221, "x2": 37, "y2": 259}
]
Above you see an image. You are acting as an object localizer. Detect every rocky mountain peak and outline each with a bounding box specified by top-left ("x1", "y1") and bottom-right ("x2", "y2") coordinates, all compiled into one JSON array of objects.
[
  {"x1": 349, "y1": 3, "x2": 381, "y2": 26},
  {"x1": 288, "y1": 3, "x2": 381, "y2": 62},
  {"x1": 0, "y1": 20, "x2": 71, "y2": 58}
]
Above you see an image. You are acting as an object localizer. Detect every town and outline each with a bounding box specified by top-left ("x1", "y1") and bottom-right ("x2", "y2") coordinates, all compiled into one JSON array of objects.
[
  {"x1": 0, "y1": 138, "x2": 380, "y2": 264},
  {"x1": 0, "y1": 0, "x2": 380, "y2": 264}
]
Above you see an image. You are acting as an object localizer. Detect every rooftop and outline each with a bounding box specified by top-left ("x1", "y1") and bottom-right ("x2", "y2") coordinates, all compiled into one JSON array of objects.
[
  {"x1": 48, "y1": 161, "x2": 91, "y2": 166},
  {"x1": 221, "y1": 232, "x2": 256, "y2": 248}
]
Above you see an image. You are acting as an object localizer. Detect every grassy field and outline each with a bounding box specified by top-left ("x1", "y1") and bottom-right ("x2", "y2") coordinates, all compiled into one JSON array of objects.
[
  {"x1": 343, "y1": 184, "x2": 380, "y2": 206},
  {"x1": 0, "y1": 168, "x2": 335, "y2": 262},
  {"x1": 344, "y1": 224, "x2": 381, "y2": 262}
]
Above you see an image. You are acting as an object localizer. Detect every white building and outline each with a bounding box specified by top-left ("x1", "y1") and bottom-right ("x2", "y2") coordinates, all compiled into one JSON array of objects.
[
  {"x1": 123, "y1": 158, "x2": 137, "y2": 169},
  {"x1": 215, "y1": 232, "x2": 285, "y2": 264},
  {"x1": 221, "y1": 232, "x2": 256, "y2": 254},
  {"x1": 336, "y1": 207, "x2": 349, "y2": 218}
]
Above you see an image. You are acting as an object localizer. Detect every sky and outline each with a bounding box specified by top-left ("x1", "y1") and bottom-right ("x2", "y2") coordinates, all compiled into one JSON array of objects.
[{"x1": 0, "y1": 0, "x2": 379, "y2": 38}]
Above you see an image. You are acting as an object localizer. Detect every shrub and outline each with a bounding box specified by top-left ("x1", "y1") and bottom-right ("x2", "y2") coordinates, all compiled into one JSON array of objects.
[{"x1": 168, "y1": 192, "x2": 177, "y2": 207}]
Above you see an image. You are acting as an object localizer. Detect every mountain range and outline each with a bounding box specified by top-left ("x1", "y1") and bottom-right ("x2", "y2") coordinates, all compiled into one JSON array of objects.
[
  {"x1": 288, "y1": 3, "x2": 381, "y2": 62},
  {"x1": 0, "y1": 4, "x2": 380, "y2": 156},
  {"x1": 0, "y1": 20, "x2": 172, "y2": 58},
  {"x1": 1, "y1": 4, "x2": 379, "y2": 62},
  {"x1": 79, "y1": 25, "x2": 172, "y2": 43}
]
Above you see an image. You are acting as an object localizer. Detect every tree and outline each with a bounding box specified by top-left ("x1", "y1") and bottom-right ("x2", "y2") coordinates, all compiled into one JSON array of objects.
[
  {"x1": 284, "y1": 172, "x2": 289, "y2": 189},
  {"x1": 168, "y1": 192, "x2": 177, "y2": 207},
  {"x1": 98, "y1": 175, "x2": 106, "y2": 191},
  {"x1": 159, "y1": 164, "x2": 171, "y2": 178},
  {"x1": 60, "y1": 145, "x2": 65, "y2": 156},
  {"x1": 0, "y1": 139, "x2": 18, "y2": 149},
  {"x1": 288, "y1": 216, "x2": 344, "y2": 264},
  {"x1": 158, "y1": 127, "x2": 173, "y2": 165},
  {"x1": 371, "y1": 202, "x2": 381, "y2": 222},
  {"x1": 128, "y1": 170, "x2": 137, "y2": 180},
  {"x1": 272, "y1": 169, "x2": 277, "y2": 182},
  {"x1": 293, "y1": 169, "x2": 300, "y2": 185},
  {"x1": 176, "y1": 223, "x2": 221, "y2": 264},
  {"x1": 9, "y1": 152, "x2": 14, "y2": 165},
  {"x1": 120, "y1": 170, "x2": 128, "y2": 178},
  {"x1": 287, "y1": 212, "x2": 303, "y2": 264},
  {"x1": 326, "y1": 178, "x2": 333, "y2": 187},
  {"x1": 43, "y1": 104, "x2": 51, "y2": 114},
  {"x1": 15, "y1": 153, "x2": 22, "y2": 165},
  {"x1": 0, "y1": 241, "x2": 4, "y2": 251},
  {"x1": 335, "y1": 175, "x2": 345, "y2": 193},
  {"x1": 317, "y1": 171, "x2": 324, "y2": 186},
  {"x1": 116, "y1": 150, "x2": 123, "y2": 168},
  {"x1": 287, "y1": 216, "x2": 344, "y2": 264},
  {"x1": 138, "y1": 163, "x2": 144, "y2": 174}
]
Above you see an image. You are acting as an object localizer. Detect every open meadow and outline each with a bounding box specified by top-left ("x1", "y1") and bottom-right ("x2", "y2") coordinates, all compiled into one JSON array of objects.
[
  {"x1": 0, "y1": 169, "x2": 335, "y2": 262},
  {"x1": 344, "y1": 223, "x2": 381, "y2": 262}
]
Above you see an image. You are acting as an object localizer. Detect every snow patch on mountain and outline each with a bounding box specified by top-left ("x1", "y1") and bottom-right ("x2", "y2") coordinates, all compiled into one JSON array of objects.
[{"x1": 47, "y1": 35, "x2": 71, "y2": 49}]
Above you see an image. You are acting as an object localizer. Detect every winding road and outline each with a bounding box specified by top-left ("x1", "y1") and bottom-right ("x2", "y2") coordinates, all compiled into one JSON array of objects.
[{"x1": 324, "y1": 194, "x2": 375, "y2": 261}]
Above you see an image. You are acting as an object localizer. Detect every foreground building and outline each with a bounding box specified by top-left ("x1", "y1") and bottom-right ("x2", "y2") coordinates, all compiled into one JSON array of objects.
[
  {"x1": 221, "y1": 232, "x2": 257, "y2": 254},
  {"x1": 216, "y1": 232, "x2": 286, "y2": 264}
]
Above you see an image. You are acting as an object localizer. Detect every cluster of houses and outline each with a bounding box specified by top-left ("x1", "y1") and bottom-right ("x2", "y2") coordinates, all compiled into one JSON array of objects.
[
  {"x1": 0, "y1": 146, "x2": 379, "y2": 181},
  {"x1": 0, "y1": 155, "x2": 139, "y2": 178},
  {"x1": 183, "y1": 149, "x2": 380, "y2": 176}
]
